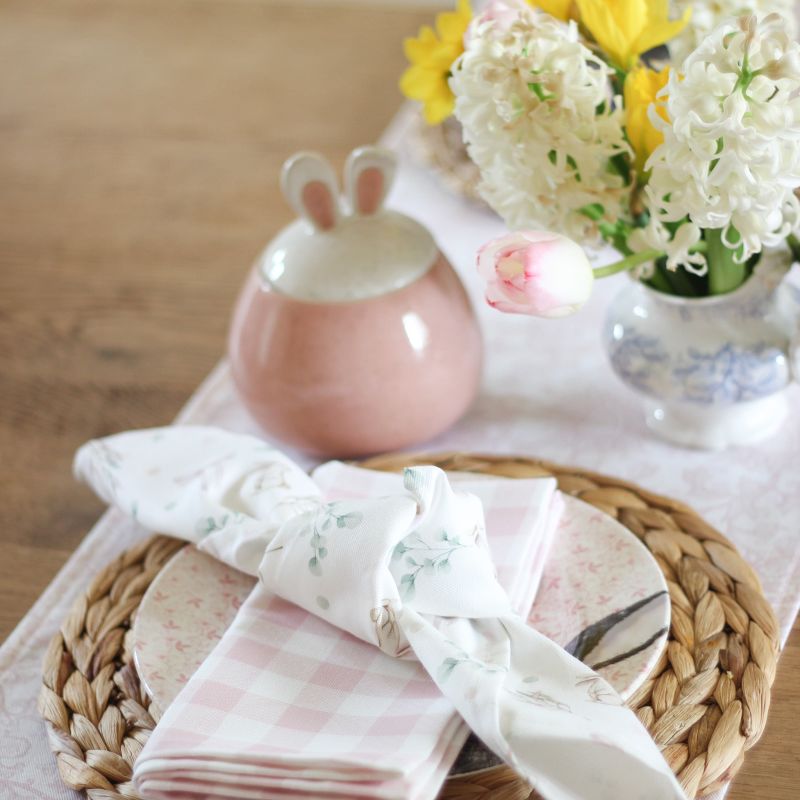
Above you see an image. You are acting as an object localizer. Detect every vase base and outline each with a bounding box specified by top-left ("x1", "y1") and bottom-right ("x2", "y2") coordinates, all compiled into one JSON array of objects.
[{"x1": 644, "y1": 393, "x2": 789, "y2": 450}]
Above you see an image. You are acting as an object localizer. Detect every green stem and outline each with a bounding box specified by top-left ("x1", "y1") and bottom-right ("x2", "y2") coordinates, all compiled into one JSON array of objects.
[
  {"x1": 593, "y1": 240, "x2": 708, "y2": 280},
  {"x1": 593, "y1": 249, "x2": 662, "y2": 279},
  {"x1": 706, "y1": 229, "x2": 746, "y2": 295}
]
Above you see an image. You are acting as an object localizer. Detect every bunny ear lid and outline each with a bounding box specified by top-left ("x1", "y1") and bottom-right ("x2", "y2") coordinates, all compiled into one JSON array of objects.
[
  {"x1": 281, "y1": 153, "x2": 342, "y2": 232},
  {"x1": 260, "y1": 146, "x2": 439, "y2": 303},
  {"x1": 345, "y1": 147, "x2": 397, "y2": 217}
]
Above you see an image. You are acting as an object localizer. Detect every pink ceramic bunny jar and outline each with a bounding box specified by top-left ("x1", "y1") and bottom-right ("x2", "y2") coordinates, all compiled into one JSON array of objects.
[{"x1": 228, "y1": 146, "x2": 482, "y2": 457}]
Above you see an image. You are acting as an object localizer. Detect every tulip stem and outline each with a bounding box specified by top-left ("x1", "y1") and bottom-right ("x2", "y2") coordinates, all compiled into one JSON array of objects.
[
  {"x1": 593, "y1": 241, "x2": 709, "y2": 279},
  {"x1": 592, "y1": 249, "x2": 662, "y2": 278}
]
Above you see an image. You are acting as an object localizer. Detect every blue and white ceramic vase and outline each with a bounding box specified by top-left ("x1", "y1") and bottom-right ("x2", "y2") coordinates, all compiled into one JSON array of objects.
[{"x1": 604, "y1": 248, "x2": 800, "y2": 450}]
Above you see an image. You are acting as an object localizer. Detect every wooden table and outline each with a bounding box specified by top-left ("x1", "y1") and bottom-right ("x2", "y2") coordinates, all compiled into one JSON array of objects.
[{"x1": 0, "y1": 1, "x2": 797, "y2": 797}]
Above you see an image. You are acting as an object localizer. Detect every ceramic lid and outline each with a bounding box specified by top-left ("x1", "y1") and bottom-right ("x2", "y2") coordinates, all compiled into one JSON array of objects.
[{"x1": 258, "y1": 147, "x2": 439, "y2": 302}]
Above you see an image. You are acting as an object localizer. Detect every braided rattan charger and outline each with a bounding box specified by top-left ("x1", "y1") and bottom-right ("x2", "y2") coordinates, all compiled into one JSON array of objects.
[{"x1": 39, "y1": 453, "x2": 780, "y2": 800}]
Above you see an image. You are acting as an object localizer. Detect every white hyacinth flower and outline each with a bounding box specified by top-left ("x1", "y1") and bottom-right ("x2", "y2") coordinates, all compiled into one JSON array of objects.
[
  {"x1": 670, "y1": 0, "x2": 797, "y2": 67},
  {"x1": 646, "y1": 13, "x2": 800, "y2": 264},
  {"x1": 451, "y1": 6, "x2": 631, "y2": 242},
  {"x1": 629, "y1": 218, "x2": 707, "y2": 274}
]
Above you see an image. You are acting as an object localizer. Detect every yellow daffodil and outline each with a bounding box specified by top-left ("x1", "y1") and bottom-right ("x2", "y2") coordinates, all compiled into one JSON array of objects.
[
  {"x1": 399, "y1": 0, "x2": 473, "y2": 125},
  {"x1": 624, "y1": 65, "x2": 670, "y2": 175},
  {"x1": 576, "y1": 0, "x2": 690, "y2": 70},
  {"x1": 528, "y1": 0, "x2": 574, "y2": 22}
]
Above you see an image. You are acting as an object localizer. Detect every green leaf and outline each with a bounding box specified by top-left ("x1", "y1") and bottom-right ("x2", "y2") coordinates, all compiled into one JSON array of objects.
[
  {"x1": 308, "y1": 557, "x2": 321, "y2": 576},
  {"x1": 318, "y1": 547, "x2": 328, "y2": 559}
]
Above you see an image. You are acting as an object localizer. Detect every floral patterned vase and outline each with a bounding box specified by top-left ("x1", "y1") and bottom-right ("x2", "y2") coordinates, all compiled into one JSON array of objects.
[{"x1": 604, "y1": 249, "x2": 800, "y2": 450}]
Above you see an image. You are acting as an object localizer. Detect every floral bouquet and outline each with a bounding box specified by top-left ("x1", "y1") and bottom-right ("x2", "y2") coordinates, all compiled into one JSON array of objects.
[{"x1": 400, "y1": 0, "x2": 800, "y2": 313}]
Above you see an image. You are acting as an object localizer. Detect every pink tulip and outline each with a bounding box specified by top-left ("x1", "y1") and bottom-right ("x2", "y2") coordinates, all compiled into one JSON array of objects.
[
  {"x1": 469, "y1": 0, "x2": 530, "y2": 40},
  {"x1": 477, "y1": 231, "x2": 594, "y2": 318}
]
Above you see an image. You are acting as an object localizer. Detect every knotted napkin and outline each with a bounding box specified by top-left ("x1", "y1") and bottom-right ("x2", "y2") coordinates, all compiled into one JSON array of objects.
[
  {"x1": 74, "y1": 426, "x2": 686, "y2": 800},
  {"x1": 127, "y1": 457, "x2": 560, "y2": 799}
]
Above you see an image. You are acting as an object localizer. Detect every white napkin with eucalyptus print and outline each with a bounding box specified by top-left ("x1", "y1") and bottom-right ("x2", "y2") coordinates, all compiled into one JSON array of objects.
[{"x1": 74, "y1": 426, "x2": 685, "y2": 800}]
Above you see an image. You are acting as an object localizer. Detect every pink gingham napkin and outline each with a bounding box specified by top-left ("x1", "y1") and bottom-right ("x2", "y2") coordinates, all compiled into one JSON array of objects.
[{"x1": 130, "y1": 463, "x2": 562, "y2": 800}]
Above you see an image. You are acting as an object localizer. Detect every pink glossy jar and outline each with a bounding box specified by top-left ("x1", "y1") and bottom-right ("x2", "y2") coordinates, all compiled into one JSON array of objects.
[{"x1": 228, "y1": 147, "x2": 482, "y2": 458}]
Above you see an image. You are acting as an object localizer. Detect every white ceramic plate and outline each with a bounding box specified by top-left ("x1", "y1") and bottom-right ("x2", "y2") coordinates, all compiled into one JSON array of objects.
[{"x1": 133, "y1": 494, "x2": 669, "y2": 719}]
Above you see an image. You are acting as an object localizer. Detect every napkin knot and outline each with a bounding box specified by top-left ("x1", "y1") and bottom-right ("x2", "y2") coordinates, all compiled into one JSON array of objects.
[{"x1": 259, "y1": 466, "x2": 513, "y2": 656}]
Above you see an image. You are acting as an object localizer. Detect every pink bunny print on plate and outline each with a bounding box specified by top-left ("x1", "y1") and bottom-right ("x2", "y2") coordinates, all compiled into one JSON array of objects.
[{"x1": 228, "y1": 146, "x2": 483, "y2": 457}]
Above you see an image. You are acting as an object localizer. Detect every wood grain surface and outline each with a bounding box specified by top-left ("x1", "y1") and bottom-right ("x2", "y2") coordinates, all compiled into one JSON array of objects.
[{"x1": 0, "y1": 1, "x2": 797, "y2": 797}]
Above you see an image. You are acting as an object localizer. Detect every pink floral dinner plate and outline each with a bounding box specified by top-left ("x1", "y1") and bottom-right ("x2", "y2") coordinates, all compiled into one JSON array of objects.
[{"x1": 133, "y1": 493, "x2": 669, "y2": 719}]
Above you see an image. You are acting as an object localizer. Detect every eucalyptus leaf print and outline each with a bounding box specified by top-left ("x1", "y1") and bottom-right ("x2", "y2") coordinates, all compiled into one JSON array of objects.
[
  {"x1": 332, "y1": 509, "x2": 364, "y2": 529},
  {"x1": 438, "y1": 656, "x2": 462, "y2": 682},
  {"x1": 195, "y1": 514, "x2": 229, "y2": 537},
  {"x1": 307, "y1": 503, "x2": 365, "y2": 576},
  {"x1": 393, "y1": 529, "x2": 465, "y2": 600},
  {"x1": 308, "y1": 529, "x2": 328, "y2": 576},
  {"x1": 436, "y1": 647, "x2": 508, "y2": 683},
  {"x1": 95, "y1": 440, "x2": 124, "y2": 470}
]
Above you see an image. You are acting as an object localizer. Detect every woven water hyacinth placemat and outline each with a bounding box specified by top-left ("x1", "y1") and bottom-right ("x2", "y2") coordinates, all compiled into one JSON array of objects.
[{"x1": 38, "y1": 454, "x2": 780, "y2": 800}]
